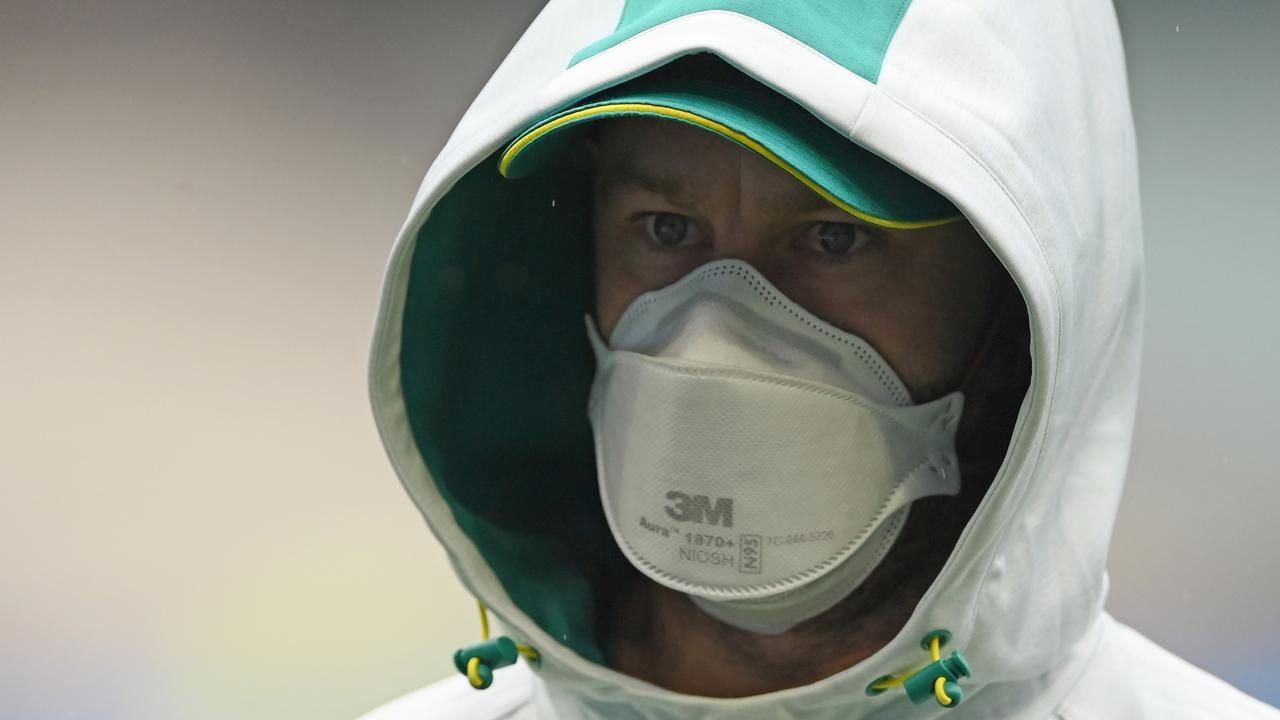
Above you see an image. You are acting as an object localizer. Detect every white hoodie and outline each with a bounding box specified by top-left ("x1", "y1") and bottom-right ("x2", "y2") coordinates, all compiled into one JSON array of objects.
[{"x1": 363, "y1": 1, "x2": 1279, "y2": 717}]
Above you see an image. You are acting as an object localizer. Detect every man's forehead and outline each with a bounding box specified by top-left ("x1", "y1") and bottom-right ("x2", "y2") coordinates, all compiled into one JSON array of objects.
[{"x1": 593, "y1": 120, "x2": 839, "y2": 216}]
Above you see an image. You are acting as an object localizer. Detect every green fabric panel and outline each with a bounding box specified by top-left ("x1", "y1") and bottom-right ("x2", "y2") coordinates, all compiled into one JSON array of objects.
[
  {"x1": 570, "y1": 0, "x2": 915, "y2": 82},
  {"x1": 399, "y1": 148, "x2": 615, "y2": 664}
]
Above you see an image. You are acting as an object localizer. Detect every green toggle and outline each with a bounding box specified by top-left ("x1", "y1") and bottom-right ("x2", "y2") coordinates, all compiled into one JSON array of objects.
[
  {"x1": 453, "y1": 637, "x2": 519, "y2": 690},
  {"x1": 903, "y1": 651, "x2": 972, "y2": 707}
]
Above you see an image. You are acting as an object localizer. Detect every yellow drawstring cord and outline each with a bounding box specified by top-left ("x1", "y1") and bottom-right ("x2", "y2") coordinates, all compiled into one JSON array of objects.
[
  {"x1": 463, "y1": 602, "x2": 494, "y2": 688},
  {"x1": 866, "y1": 630, "x2": 970, "y2": 708},
  {"x1": 476, "y1": 602, "x2": 541, "y2": 663},
  {"x1": 869, "y1": 672, "x2": 909, "y2": 691},
  {"x1": 868, "y1": 635, "x2": 947, "y2": 694},
  {"x1": 934, "y1": 676, "x2": 954, "y2": 706},
  {"x1": 926, "y1": 635, "x2": 954, "y2": 706},
  {"x1": 456, "y1": 602, "x2": 541, "y2": 689},
  {"x1": 461, "y1": 604, "x2": 964, "y2": 704}
]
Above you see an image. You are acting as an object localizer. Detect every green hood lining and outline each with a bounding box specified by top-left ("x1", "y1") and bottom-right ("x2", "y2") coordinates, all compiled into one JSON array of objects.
[{"x1": 400, "y1": 148, "x2": 617, "y2": 664}]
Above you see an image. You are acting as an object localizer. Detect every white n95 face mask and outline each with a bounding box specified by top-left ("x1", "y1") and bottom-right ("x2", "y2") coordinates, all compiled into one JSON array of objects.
[{"x1": 586, "y1": 259, "x2": 964, "y2": 634}]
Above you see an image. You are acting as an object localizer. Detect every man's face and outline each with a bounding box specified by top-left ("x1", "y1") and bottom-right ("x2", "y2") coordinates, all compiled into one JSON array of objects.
[{"x1": 591, "y1": 117, "x2": 1005, "y2": 402}]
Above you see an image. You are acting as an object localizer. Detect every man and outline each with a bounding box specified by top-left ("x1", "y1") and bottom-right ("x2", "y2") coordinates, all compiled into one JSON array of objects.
[{"x1": 363, "y1": 1, "x2": 1277, "y2": 717}]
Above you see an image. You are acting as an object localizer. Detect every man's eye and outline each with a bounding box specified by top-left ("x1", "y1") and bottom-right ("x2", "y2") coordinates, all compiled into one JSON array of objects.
[
  {"x1": 803, "y1": 222, "x2": 873, "y2": 261},
  {"x1": 645, "y1": 212, "x2": 691, "y2": 247},
  {"x1": 815, "y1": 223, "x2": 866, "y2": 255}
]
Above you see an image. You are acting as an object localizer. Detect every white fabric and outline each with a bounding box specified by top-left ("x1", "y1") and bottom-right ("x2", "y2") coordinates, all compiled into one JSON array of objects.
[
  {"x1": 364, "y1": 0, "x2": 1280, "y2": 717},
  {"x1": 358, "y1": 615, "x2": 1280, "y2": 720},
  {"x1": 587, "y1": 259, "x2": 961, "y2": 632}
]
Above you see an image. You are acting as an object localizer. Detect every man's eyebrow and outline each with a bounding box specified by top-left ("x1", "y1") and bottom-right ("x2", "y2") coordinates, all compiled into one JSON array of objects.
[
  {"x1": 595, "y1": 153, "x2": 698, "y2": 205},
  {"x1": 596, "y1": 149, "x2": 854, "y2": 218},
  {"x1": 761, "y1": 186, "x2": 840, "y2": 216}
]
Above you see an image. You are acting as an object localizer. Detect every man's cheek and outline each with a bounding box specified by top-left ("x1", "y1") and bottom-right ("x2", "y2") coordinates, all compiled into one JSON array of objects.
[{"x1": 593, "y1": 271, "x2": 648, "y2": 338}]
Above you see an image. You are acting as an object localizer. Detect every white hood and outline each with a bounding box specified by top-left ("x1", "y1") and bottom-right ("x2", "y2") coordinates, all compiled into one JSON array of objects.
[{"x1": 367, "y1": 0, "x2": 1146, "y2": 717}]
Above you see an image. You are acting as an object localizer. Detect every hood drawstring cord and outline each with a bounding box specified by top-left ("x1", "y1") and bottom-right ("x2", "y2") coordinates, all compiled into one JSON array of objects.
[
  {"x1": 454, "y1": 611, "x2": 966, "y2": 703},
  {"x1": 452, "y1": 602, "x2": 541, "y2": 689},
  {"x1": 866, "y1": 630, "x2": 972, "y2": 708}
]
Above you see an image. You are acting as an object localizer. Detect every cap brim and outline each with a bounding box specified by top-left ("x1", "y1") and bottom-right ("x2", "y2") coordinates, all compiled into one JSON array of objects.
[{"x1": 498, "y1": 63, "x2": 961, "y2": 230}]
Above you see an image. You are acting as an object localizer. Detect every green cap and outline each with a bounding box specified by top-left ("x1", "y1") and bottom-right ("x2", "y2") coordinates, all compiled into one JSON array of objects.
[{"x1": 498, "y1": 54, "x2": 961, "y2": 230}]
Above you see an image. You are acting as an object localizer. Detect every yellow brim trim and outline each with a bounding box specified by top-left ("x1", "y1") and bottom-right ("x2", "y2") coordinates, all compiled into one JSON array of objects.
[{"x1": 499, "y1": 103, "x2": 962, "y2": 230}]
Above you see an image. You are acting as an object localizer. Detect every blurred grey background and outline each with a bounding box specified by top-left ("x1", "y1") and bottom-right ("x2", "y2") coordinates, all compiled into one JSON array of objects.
[{"x1": 1, "y1": 1, "x2": 1276, "y2": 718}]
